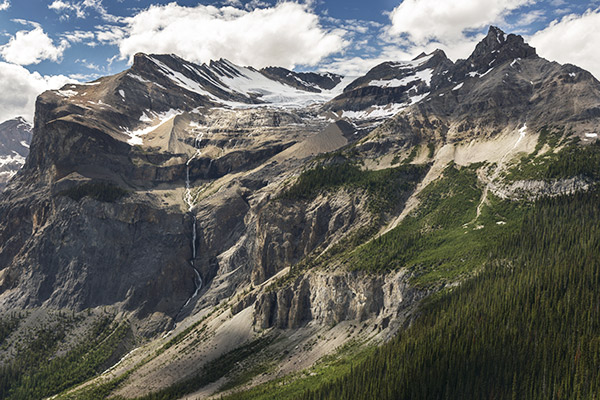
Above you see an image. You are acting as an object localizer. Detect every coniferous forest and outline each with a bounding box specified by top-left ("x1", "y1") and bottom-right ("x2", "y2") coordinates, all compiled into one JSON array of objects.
[{"x1": 298, "y1": 191, "x2": 600, "y2": 399}]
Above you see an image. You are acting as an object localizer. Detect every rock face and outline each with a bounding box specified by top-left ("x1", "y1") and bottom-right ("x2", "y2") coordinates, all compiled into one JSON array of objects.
[
  {"x1": 254, "y1": 269, "x2": 423, "y2": 332},
  {"x1": 0, "y1": 117, "x2": 32, "y2": 189},
  {"x1": 0, "y1": 54, "x2": 355, "y2": 333},
  {"x1": 490, "y1": 177, "x2": 593, "y2": 200}
]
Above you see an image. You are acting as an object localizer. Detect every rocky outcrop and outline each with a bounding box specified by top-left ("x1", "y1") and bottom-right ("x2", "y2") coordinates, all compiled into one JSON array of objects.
[
  {"x1": 325, "y1": 50, "x2": 453, "y2": 113},
  {"x1": 490, "y1": 176, "x2": 593, "y2": 200},
  {"x1": 254, "y1": 269, "x2": 423, "y2": 331}
]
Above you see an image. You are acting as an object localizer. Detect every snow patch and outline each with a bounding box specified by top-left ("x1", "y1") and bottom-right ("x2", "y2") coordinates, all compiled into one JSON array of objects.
[
  {"x1": 216, "y1": 59, "x2": 340, "y2": 107},
  {"x1": 468, "y1": 68, "x2": 494, "y2": 78},
  {"x1": 125, "y1": 109, "x2": 182, "y2": 145},
  {"x1": 515, "y1": 124, "x2": 527, "y2": 146},
  {"x1": 341, "y1": 106, "x2": 390, "y2": 120},
  {"x1": 139, "y1": 111, "x2": 152, "y2": 122},
  {"x1": 57, "y1": 89, "x2": 77, "y2": 97},
  {"x1": 129, "y1": 74, "x2": 151, "y2": 83},
  {"x1": 390, "y1": 54, "x2": 434, "y2": 69},
  {"x1": 341, "y1": 90, "x2": 428, "y2": 121},
  {"x1": 149, "y1": 56, "x2": 223, "y2": 102},
  {"x1": 369, "y1": 68, "x2": 434, "y2": 88},
  {"x1": 585, "y1": 132, "x2": 598, "y2": 138},
  {"x1": 20, "y1": 140, "x2": 29, "y2": 149},
  {"x1": 452, "y1": 82, "x2": 464, "y2": 91},
  {"x1": 0, "y1": 153, "x2": 25, "y2": 168}
]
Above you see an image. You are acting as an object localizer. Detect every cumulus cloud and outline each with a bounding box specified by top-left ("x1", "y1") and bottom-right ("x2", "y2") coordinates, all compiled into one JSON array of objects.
[
  {"x1": 113, "y1": 2, "x2": 346, "y2": 69},
  {"x1": 381, "y1": 0, "x2": 538, "y2": 61},
  {"x1": 387, "y1": 0, "x2": 532, "y2": 44},
  {"x1": 0, "y1": 0, "x2": 10, "y2": 11},
  {"x1": 0, "y1": 62, "x2": 73, "y2": 122},
  {"x1": 0, "y1": 27, "x2": 69, "y2": 65},
  {"x1": 530, "y1": 8, "x2": 600, "y2": 79}
]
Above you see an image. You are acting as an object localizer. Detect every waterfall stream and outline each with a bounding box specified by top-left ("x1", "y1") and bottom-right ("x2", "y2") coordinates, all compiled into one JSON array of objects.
[{"x1": 181, "y1": 128, "x2": 206, "y2": 309}]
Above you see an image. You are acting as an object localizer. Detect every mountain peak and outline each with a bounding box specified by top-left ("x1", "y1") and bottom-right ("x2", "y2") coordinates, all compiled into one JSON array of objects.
[
  {"x1": 487, "y1": 25, "x2": 506, "y2": 43},
  {"x1": 460, "y1": 25, "x2": 537, "y2": 74}
]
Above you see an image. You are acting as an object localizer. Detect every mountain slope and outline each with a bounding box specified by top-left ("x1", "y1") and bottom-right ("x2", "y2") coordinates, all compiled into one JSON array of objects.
[{"x1": 0, "y1": 117, "x2": 32, "y2": 190}]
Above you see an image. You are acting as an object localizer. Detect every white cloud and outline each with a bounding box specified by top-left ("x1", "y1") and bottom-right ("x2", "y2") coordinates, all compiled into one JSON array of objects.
[
  {"x1": 0, "y1": 27, "x2": 69, "y2": 65},
  {"x1": 386, "y1": 0, "x2": 532, "y2": 45},
  {"x1": 323, "y1": 56, "x2": 388, "y2": 77},
  {"x1": 0, "y1": 0, "x2": 10, "y2": 11},
  {"x1": 11, "y1": 19, "x2": 42, "y2": 28},
  {"x1": 49, "y1": 0, "x2": 85, "y2": 18},
  {"x1": 49, "y1": 0, "x2": 121, "y2": 22},
  {"x1": 95, "y1": 25, "x2": 125, "y2": 44},
  {"x1": 113, "y1": 2, "x2": 346, "y2": 69},
  {"x1": 0, "y1": 62, "x2": 73, "y2": 122},
  {"x1": 530, "y1": 8, "x2": 600, "y2": 79},
  {"x1": 513, "y1": 9, "x2": 546, "y2": 27},
  {"x1": 62, "y1": 30, "x2": 96, "y2": 44}
]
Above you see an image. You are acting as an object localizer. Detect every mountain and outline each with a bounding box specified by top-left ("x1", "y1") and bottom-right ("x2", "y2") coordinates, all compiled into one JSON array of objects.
[
  {"x1": 0, "y1": 117, "x2": 32, "y2": 190},
  {"x1": 325, "y1": 49, "x2": 454, "y2": 118},
  {"x1": 260, "y1": 66, "x2": 343, "y2": 92},
  {"x1": 0, "y1": 26, "x2": 599, "y2": 400}
]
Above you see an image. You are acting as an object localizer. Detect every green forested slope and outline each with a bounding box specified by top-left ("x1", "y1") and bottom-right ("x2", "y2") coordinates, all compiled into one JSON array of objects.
[{"x1": 299, "y1": 190, "x2": 600, "y2": 399}]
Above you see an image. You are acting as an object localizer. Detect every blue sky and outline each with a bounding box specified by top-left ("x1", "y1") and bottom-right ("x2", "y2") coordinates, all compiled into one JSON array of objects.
[{"x1": 0, "y1": 0, "x2": 600, "y2": 122}]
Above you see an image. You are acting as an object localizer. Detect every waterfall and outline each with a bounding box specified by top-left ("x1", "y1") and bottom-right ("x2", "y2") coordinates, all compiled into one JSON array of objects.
[{"x1": 181, "y1": 127, "x2": 206, "y2": 309}]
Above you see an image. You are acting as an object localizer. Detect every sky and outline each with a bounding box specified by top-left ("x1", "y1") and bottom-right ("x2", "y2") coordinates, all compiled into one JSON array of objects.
[{"x1": 0, "y1": 0, "x2": 600, "y2": 122}]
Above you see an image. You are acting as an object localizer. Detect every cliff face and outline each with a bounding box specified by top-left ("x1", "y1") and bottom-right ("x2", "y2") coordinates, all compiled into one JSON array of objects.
[{"x1": 254, "y1": 269, "x2": 423, "y2": 332}]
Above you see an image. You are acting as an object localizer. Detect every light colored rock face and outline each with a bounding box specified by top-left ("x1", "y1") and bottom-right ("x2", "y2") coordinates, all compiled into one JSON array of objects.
[
  {"x1": 254, "y1": 270, "x2": 422, "y2": 332},
  {"x1": 489, "y1": 177, "x2": 593, "y2": 200}
]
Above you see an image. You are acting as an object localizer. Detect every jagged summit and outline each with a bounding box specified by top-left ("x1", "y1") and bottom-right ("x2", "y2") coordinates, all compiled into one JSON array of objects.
[
  {"x1": 260, "y1": 66, "x2": 343, "y2": 93},
  {"x1": 461, "y1": 25, "x2": 537, "y2": 74}
]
